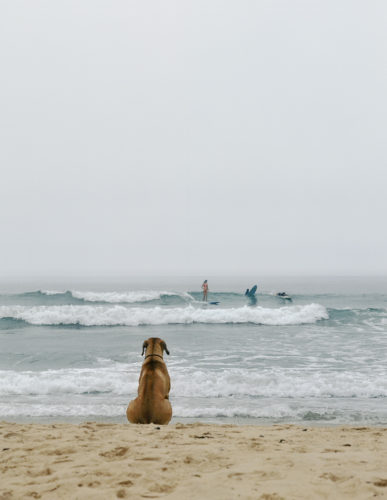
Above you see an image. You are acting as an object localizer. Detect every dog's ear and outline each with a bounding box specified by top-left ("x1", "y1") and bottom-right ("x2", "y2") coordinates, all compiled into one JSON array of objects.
[
  {"x1": 142, "y1": 340, "x2": 148, "y2": 356},
  {"x1": 161, "y1": 341, "x2": 170, "y2": 355}
]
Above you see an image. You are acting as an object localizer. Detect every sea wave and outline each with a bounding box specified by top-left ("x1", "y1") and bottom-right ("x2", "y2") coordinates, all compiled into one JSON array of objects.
[
  {"x1": 0, "y1": 367, "x2": 138, "y2": 396},
  {"x1": 0, "y1": 402, "x2": 335, "y2": 419},
  {"x1": 0, "y1": 402, "x2": 341, "y2": 420},
  {"x1": 0, "y1": 401, "x2": 384, "y2": 423},
  {"x1": 1, "y1": 365, "x2": 385, "y2": 398},
  {"x1": 0, "y1": 289, "x2": 193, "y2": 304},
  {"x1": 0, "y1": 303, "x2": 328, "y2": 327},
  {"x1": 0, "y1": 403, "x2": 123, "y2": 418},
  {"x1": 44, "y1": 289, "x2": 193, "y2": 303}
]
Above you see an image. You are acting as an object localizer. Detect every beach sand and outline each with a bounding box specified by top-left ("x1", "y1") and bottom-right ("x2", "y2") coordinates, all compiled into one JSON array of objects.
[{"x1": 1, "y1": 422, "x2": 386, "y2": 499}]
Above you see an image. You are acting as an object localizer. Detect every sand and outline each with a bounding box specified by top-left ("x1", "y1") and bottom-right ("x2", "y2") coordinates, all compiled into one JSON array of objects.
[{"x1": 0, "y1": 422, "x2": 386, "y2": 499}]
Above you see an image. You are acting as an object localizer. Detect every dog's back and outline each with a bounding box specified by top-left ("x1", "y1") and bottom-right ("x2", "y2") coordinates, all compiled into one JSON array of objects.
[{"x1": 127, "y1": 338, "x2": 172, "y2": 425}]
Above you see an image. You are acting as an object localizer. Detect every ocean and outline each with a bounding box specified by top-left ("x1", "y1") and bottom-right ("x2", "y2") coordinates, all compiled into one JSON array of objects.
[{"x1": 0, "y1": 276, "x2": 386, "y2": 425}]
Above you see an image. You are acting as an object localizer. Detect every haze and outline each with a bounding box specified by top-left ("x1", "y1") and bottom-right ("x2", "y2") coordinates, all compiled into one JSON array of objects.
[{"x1": 1, "y1": 1, "x2": 386, "y2": 277}]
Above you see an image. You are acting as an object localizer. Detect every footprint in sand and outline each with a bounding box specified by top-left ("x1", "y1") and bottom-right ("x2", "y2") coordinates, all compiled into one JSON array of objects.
[
  {"x1": 99, "y1": 447, "x2": 129, "y2": 459},
  {"x1": 46, "y1": 447, "x2": 75, "y2": 456},
  {"x1": 320, "y1": 472, "x2": 351, "y2": 483},
  {"x1": 373, "y1": 479, "x2": 387, "y2": 487},
  {"x1": 87, "y1": 481, "x2": 101, "y2": 488},
  {"x1": 228, "y1": 472, "x2": 244, "y2": 480},
  {"x1": 0, "y1": 492, "x2": 13, "y2": 500},
  {"x1": 27, "y1": 468, "x2": 53, "y2": 477},
  {"x1": 148, "y1": 483, "x2": 175, "y2": 493},
  {"x1": 118, "y1": 480, "x2": 133, "y2": 487}
]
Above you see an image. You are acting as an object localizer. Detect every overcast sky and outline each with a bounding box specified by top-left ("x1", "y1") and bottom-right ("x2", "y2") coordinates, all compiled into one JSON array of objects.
[{"x1": 0, "y1": 0, "x2": 386, "y2": 278}]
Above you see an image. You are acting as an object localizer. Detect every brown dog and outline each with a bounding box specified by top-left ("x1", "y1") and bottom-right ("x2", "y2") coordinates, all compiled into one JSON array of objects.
[{"x1": 126, "y1": 337, "x2": 172, "y2": 425}]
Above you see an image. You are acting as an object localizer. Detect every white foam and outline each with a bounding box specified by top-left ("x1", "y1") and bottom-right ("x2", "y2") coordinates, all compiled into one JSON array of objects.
[
  {"x1": 0, "y1": 403, "x2": 125, "y2": 417},
  {"x1": 70, "y1": 290, "x2": 191, "y2": 303},
  {"x1": 171, "y1": 405, "x2": 296, "y2": 419},
  {"x1": 39, "y1": 289, "x2": 192, "y2": 303},
  {"x1": 0, "y1": 303, "x2": 328, "y2": 326},
  {"x1": 0, "y1": 367, "x2": 137, "y2": 396},
  {"x1": 1, "y1": 365, "x2": 386, "y2": 398},
  {"x1": 0, "y1": 402, "x2": 384, "y2": 422},
  {"x1": 0, "y1": 402, "x2": 297, "y2": 419},
  {"x1": 171, "y1": 368, "x2": 387, "y2": 398}
]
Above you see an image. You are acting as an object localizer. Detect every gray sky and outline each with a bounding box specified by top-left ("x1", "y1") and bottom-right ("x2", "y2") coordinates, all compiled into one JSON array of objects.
[{"x1": 0, "y1": 0, "x2": 386, "y2": 277}]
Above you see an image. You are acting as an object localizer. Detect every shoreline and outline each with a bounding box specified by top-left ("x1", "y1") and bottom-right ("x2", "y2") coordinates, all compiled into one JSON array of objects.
[
  {"x1": 1, "y1": 422, "x2": 386, "y2": 499},
  {"x1": 1, "y1": 416, "x2": 387, "y2": 427}
]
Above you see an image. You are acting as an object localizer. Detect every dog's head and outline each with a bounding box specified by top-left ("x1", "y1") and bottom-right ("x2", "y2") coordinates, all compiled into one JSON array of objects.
[{"x1": 141, "y1": 337, "x2": 170, "y2": 358}]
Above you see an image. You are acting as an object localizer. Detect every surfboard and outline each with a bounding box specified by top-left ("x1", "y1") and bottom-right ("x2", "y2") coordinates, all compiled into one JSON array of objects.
[
  {"x1": 245, "y1": 285, "x2": 257, "y2": 297},
  {"x1": 209, "y1": 301, "x2": 220, "y2": 305},
  {"x1": 276, "y1": 293, "x2": 292, "y2": 300}
]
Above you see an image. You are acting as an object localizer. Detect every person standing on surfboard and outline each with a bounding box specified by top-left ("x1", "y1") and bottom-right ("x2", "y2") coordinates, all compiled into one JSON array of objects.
[{"x1": 202, "y1": 280, "x2": 208, "y2": 301}]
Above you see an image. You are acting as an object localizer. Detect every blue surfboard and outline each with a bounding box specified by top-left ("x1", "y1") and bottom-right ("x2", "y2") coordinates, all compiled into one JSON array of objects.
[{"x1": 245, "y1": 285, "x2": 257, "y2": 297}]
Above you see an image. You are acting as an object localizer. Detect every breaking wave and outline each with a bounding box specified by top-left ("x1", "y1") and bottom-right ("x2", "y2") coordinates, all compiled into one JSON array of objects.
[
  {"x1": 0, "y1": 364, "x2": 386, "y2": 398},
  {"x1": 42, "y1": 289, "x2": 192, "y2": 303},
  {"x1": 0, "y1": 303, "x2": 328, "y2": 327}
]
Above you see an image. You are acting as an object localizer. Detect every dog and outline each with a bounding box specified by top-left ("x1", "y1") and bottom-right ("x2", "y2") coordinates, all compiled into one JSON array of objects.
[{"x1": 126, "y1": 337, "x2": 172, "y2": 425}]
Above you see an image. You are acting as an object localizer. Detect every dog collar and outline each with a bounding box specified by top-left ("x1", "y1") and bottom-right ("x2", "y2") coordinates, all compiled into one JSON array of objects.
[{"x1": 144, "y1": 353, "x2": 164, "y2": 360}]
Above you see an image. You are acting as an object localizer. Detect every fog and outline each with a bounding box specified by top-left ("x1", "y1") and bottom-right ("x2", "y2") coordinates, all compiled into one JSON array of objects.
[{"x1": 1, "y1": 1, "x2": 386, "y2": 277}]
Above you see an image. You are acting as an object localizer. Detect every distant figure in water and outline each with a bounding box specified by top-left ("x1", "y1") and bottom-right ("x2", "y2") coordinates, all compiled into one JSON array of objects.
[
  {"x1": 202, "y1": 280, "x2": 208, "y2": 301},
  {"x1": 276, "y1": 292, "x2": 292, "y2": 301},
  {"x1": 245, "y1": 285, "x2": 257, "y2": 297}
]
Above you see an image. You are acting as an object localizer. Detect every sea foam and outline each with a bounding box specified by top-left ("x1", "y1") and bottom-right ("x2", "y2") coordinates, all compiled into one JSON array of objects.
[
  {"x1": 1, "y1": 365, "x2": 385, "y2": 398},
  {"x1": 0, "y1": 303, "x2": 328, "y2": 326},
  {"x1": 41, "y1": 290, "x2": 191, "y2": 303}
]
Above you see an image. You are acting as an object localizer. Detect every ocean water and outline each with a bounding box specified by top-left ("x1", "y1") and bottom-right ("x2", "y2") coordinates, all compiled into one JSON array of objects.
[{"x1": 0, "y1": 276, "x2": 386, "y2": 426}]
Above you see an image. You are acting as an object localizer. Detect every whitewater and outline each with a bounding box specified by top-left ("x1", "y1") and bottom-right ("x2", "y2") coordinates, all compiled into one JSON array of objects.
[
  {"x1": 0, "y1": 277, "x2": 386, "y2": 425},
  {"x1": 0, "y1": 303, "x2": 327, "y2": 326}
]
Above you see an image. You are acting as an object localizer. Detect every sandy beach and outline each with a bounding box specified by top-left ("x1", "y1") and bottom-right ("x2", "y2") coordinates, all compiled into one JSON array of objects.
[{"x1": 1, "y1": 422, "x2": 386, "y2": 499}]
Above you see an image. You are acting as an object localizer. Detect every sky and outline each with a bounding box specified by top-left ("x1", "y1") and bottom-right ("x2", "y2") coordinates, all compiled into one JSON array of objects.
[{"x1": 0, "y1": 0, "x2": 386, "y2": 278}]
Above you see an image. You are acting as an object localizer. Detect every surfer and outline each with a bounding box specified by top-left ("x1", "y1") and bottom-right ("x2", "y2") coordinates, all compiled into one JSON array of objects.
[
  {"x1": 245, "y1": 285, "x2": 257, "y2": 298},
  {"x1": 276, "y1": 292, "x2": 292, "y2": 301},
  {"x1": 202, "y1": 280, "x2": 208, "y2": 301}
]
